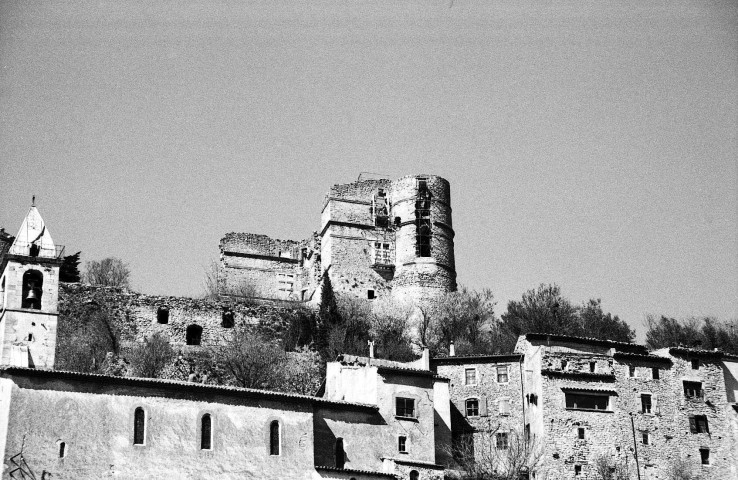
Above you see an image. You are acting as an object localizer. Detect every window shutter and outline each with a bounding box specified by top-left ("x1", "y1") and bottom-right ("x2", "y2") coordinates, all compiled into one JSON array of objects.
[
  {"x1": 689, "y1": 416, "x2": 697, "y2": 434},
  {"x1": 480, "y1": 396, "x2": 488, "y2": 417}
]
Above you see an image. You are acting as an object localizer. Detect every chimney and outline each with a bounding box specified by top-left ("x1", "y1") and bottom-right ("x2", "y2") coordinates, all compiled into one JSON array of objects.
[
  {"x1": 420, "y1": 346, "x2": 430, "y2": 370},
  {"x1": 449, "y1": 341, "x2": 455, "y2": 357},
  {"x1": 368, "y1": 340, "x2": 375, "y2": 359}
]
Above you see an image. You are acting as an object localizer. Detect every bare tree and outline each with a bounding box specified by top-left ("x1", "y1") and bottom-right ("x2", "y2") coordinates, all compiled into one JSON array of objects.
[
  {"x1": 202, "y1": 258, "x2": 261, "y2": 300},
  {"x1": 665, "y1": 457, "x2": 695, "y2": 480},
  {"x1": 277, "y1": 346, "x2": 323, "y2": 395},
  {"x1": 219, "y1": 327, "x2": 285, "y2": 389},
  {"x1": 593, "y1": 455, "x2": 629, "y2": 480},
  {"x1": 56, "y1": 303, "x2": 121, "y2": 373},
  {"x1": 83, "y1": 257, "x2": 131, "y2": 287},
  {"x1": 128, "y1": 332, "x2": 174, "y2": 378}
]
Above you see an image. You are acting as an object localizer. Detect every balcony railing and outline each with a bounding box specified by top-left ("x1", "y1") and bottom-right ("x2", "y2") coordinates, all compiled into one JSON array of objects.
[{"x1": 8, "y1": 241, "x2": 65, "y2": 259}]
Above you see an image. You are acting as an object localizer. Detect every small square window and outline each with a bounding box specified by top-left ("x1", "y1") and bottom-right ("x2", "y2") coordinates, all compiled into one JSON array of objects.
[
  {"x1": 578, "y1": 428, "x2": 585, "y2": 439},
  {"x1": 691, "y1": 358, "x2": 699, "y2": 370},
  {"x1": 465, "y1": 368, "x2": 476, "y2": 385},
  {"x1": 396, "y1": 397, "x2": 415, "y2": 418},
  {"x1": 574, "y1": 465, "x2": 582, "y2": 475},
  {"x1": 466, "y1": 399, "x2": 479, "y2": 417},
  {"x1": 398, "y1": 436, "x2": 407, "y2": 453},
  {"x1": 700, "y1": 448, "x2": 709, "y2": 465},
  {"x1": 689, "y1": 415, "x2": 709, "y2": 434},
  {"x1": 652, "y1": 368, "x2": 659, "y2": 380},
  {"x1": 497, "y1": 366, "x2": 509, "y2": 383},
  {"x1": 684, "y1": 381, "x2": 702, "y2": 398},
  {"x1": 629, "y1": 365, "x2": 636, "y2": 377},
  {"x1": 367, "y1": 289, "x2": 375, "y2": 300},
  {"x1": 641, "y1": 432, "x2": 650, "y2": 445},
  {"x1": 641, "y1": 394, "x2": 652, "y2": 414}
]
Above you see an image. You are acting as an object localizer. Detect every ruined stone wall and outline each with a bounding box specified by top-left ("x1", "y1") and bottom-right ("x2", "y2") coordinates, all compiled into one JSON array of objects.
[
  {"x1": 58, "y1": 283, "x2": 310, "y2": 348},
  {"x1": 1, "y1": 376, "x2": 317, "y2": 480}
]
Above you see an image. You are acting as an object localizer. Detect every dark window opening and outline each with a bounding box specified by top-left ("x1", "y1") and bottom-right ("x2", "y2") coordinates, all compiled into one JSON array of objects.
[
  {"x1": 186, "y1": 325, "x2": 203, "y2": 345},
  {"x1": 367, "y1": 289, "x2": 375, "y2": 300},
  {"x1": 565, "y1": 393, "x2": 609, "y2": 411},
  {"x1": 415, "y1": 179, "x2": 432, "y2": 257},
  {"x1": 398, "y1": 436, "x2": 407, "y2": 453},
  {"x1": 642, "y1": 433, "x2": 649, "y2": 445},
  {"x1": 496, "y1": 432, "x2": 509, "y2": 449},
  {"x1": 27, "y1": 333, "x2": 33, "y2": 341},
  {"x1": 700, "y1": 448, "x2": 710, "y2": 465},
  {"x1": 684, "y1": 381, "x2": 702, "y2": 398},
  {"x1": 525, "y1": 423, "x2": 531, "y2": 443},
  {"x1": 589, "y1": 362, "x2": 596, "y2": 373},
  {"x1": 221, "y1": 309, "x2": 234, "y2": 328},
  {"x1": 561, "y1": 360, "x2": 568, "y2": 370},
  {"x1": 394, "y1": 216, "x2": 401, "y2": 227},
  {"x1": 396, "y1": 397, "x2": 415, "y2": 418},
  {"x1": 374, "y1": 189, "x2": 389, "y2": 228},
  {"x1": 691, "y1": 358, "x2": 699, "y2": 370},
  {"x1": 652, "y1": 368, "x2": 660, "y2": 379},
  {"x1": 29, "y1": 243, "x2": 40, "y2": 257},
  {"x1": 58, "y1": 442, "x2": 66, "y2": 458},
  {"x1": 641, "y1": 394, "x2": 652, "y2": 414},
  {"x1": 133, "y1": 407, "x2": 145, "y2": 445},
  {"x1": 574, "y1": 465, "x2": 582, "y2": 476},
  {"x1": 629, "y1": 365, "x2": 636, "y2": 377},
  {"x1": 335, "y1": 438, "x2": 345, "y2": 468},
  {"x1": 465, "y1": 399, "x2": 479, "y2": 417},
  {"x1": 410, "y1": 470, "x2": 420, "y2": 480},
  {"x1": 157, "y1": 306, "x2": 169, "y2": 324},
  {"x1": 578, "y1": 428, "x2": 585, "y2": 439},
  {"x1": 21, "y1": 269, "x2": 43, "y2": 310},
  {"x1": 689, "y1": 415, "x2": 709, "y2": 434},
  {"x1": 201, "y1": 414, "x2": 212, "y2": 450},
  {"x1": 269, "y1": 421, "x2": 280, "y2": 455}
]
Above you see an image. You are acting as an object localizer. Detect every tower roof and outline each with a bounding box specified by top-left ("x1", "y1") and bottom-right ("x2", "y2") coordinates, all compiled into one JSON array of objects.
[{"x1": 9, "y1": 205, "x2": 57, "y2": 258}]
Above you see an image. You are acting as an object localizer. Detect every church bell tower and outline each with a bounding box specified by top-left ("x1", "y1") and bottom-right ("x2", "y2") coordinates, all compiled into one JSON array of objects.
[{"x1": 0, "y1": 200, "x2": 62, "y2": 368}]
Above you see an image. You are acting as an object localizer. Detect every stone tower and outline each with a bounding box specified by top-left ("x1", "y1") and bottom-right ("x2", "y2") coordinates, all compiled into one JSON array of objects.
[
  {"x1": 390, "y1": 175, "x2": 456, "y2": 302},
  {"x1": 0, "y1": 203, "x2": 62, "y2": 368}
]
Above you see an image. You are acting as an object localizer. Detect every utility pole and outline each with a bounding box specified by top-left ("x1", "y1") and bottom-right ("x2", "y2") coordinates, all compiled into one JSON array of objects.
[{"x1": 629, "y1": 413, "x2": 642, "y2": 480}]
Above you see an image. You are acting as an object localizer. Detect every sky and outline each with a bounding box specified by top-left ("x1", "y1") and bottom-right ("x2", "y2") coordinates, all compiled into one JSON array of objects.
[{"x1": 1, "y1": 0, "x2": 736, "y2": 340}]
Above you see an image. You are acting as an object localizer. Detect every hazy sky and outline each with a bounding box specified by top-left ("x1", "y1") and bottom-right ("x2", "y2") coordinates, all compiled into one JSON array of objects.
[{"x1": 1, "y1": 0, "x2": 736, "y2": 339}]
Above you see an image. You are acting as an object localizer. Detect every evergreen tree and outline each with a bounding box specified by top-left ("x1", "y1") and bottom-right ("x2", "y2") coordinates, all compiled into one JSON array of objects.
[
  {"x1": 59, "y1": 251, "x2": 82, "y2": 282},
  {"x1": 316, "y1": 272, "x2": 342, "y2": 359}
]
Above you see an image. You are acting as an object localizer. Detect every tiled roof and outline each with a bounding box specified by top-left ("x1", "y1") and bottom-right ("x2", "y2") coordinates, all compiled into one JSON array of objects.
[
  {"x1": 560, "y1": 386, "x2": 619, "y2": 395},
  {"x1": 432, "y1": 354, "x2": 522, "y2": 365},
  {"x1": 613, "y1": 352, "x2": 673, "y2": 364},
  {"x1": 314, "y1": 466, "x2": 398, "y2": 478},
  {"x1": 381, "y1": 457, "x2": 445, "y2": 469},
  {"x1": 524, "y1": 333, "x2": 647, "y2": 354},
  {"x1": 337, "y1": 355, "x2": 434, "y2": 377},
  {"x1": 541, "y1": 369, "x2": 616, "y2": 381},
  {"x1": 0, "y1": 366, "x2": 378, "y2": 410},
  {"x1": 668, "y1": 347, "x2": 724, "y2": 358}
]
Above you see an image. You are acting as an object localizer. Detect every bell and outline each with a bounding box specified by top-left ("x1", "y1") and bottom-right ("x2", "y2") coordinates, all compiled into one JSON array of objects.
[{"x1": 25, "y1": 290, "x2": 38, "y2": 301}]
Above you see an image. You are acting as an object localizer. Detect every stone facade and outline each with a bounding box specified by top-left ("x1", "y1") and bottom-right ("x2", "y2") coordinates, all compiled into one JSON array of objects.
[{"x1": 219, "y1": 174, "x2": 457, "y2": 307}]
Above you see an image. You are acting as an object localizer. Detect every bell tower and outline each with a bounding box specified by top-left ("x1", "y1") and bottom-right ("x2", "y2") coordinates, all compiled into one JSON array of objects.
[{"x1": 0, "y1": 200, "x2": 62, "y2": 368}]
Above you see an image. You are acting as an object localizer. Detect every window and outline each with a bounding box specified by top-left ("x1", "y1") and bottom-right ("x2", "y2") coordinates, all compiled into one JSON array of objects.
[
  {"x1": 396, "y1": 397, "x2": 415, "y2": 418},
  {"x1": 499, "y1": 398, "x2": 510, "y2": 416},
  {"x1": 689, "y1": 415, "x2": 709, "y2": 434},
  {"x1": 410, "y1": 471, "x2": 420, "y2": 480},
  {"x1": 415, "y1": 179, "x2": 432, "y2": 257},
  {"x1": 574, "y1": 465, "x2": 582, "y2": 476},
  {"x1": 628, "y1": 365, "x2": 636, "y2": 377},
  {"x1": 641, "y1": 394, "x2": 652, "y2": 414},
  {"x1": 157, "y1": 306, "x2": 169, "y2": 324},
  {"x1": 58, "y1": 441, "x2": 66, "y2": 458},
  {"x1": 335, "y1": 438, "x2": 345, "y2": 468},
  {"x1": 589, "y1": 362, "x2": 596, "y2": 373},
  {"x1": 374, "y1": 242, "x2": 391, "y2": 265},
  {"x1": 269, "y1": 421, "x2": 280, "y2": 455},
  {"x1": 691, "y1": 358, "x2": 699, "y2": 370},
  {"x1": 578, "y1": 428, "x2": 585, "y2": 439},
  {"x1": 465, "y1": 368, "x2": 476, "y2": 385},
  {"x1": 21, "y1": 269, "x2": 43, "y2": 310},
  {"x1": 367, "y1": 289, "x2": 375, "y2": 300},
  {"x1": 133, "y1": 407, "x2": 146, "y2": 445},
  {"x1": 565, "y1": 392, "x2": 610, "y2": 411},
  {"x1": 373, "y1": 189, "x2": 389, "y2": 228},
  {"x1": 497, "y1": 366, "x2": 509, "y2": 383},
  {"x1": 221, "y1": 309, "x2": 234, "y2": 328},
  {"x1": 683, "y1": 381, "x2": 702, "y2": 398},
  {"x1": 496, "y1": 432, "x2": 509, "y2": 449},
  {"x1": 652, "y1": 368, "x2": 659, "y2": 380},
  {"x1": 641, "y1": 432, "x2": 650, "y2": 445},
  {"x1": 201, "y1": 414, "x2": 212, "y2": 450},
  {"x1": 186, "y1": 324, "x2": 203, "y2": 345},
  {"x1": 398, "y1": 436, "x2": 407, "y2": 453},
  {"x1": 465, "y1": 399, "x2": 479, "y2": 417},
  {"x1": 700, "y1": 448, "x2": 710, "y2": 465},
  {"x1": 561, "y1": 360, "x2": 568, "y2": 370}
]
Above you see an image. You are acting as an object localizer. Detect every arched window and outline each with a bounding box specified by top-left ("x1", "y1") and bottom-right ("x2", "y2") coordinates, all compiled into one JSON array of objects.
[
  {"x1": 21, "y1": 270, "x2": 43, "y2": 310},
  {"x1": 58, "y1": 441, "x2": 66, "y2": 458},
  {"x1": 157, "y1": 306, "x2": 169, "y2": 324},
  {"x1": 221, "y1": 309, "x2": 234, "y2": 328},
  {"x1": 269, "y1": 420, "x2": 280, "y2": 455},
  {"x1": 133, "y1": 407, "x2": 146, "y2": 445},
  {"x1": 410, "y1": 470, "x2": 420, "y2": 480},
  {"x1": 335, "y1": 437, "x2": 345, "y2": 469},
  {"x1": 186, "y1": 325, "x2": 203, "y2": 345},
  {"x1": 201, "y1": 414, "x2": 212, "y2": 450}
]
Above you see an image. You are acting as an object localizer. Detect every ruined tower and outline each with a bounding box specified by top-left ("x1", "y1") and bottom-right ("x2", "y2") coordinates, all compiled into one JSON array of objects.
[{"x1": 0, "y1": 203, "x2": 62, "y2": 368}]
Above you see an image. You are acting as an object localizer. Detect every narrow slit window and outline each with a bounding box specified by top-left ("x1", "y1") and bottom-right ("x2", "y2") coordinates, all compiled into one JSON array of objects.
[
  {"x1": 629, "y1": 365, "x2": 636, "y2": 377},
  {"x1": 578, "y1": 428, "x2": 585, "y2": 439},
  {"x1": 398, "y1": 436, "x2": 407, "y2": 453},
  {"x1": 652, "y1": 368, "x2": 659, "y2": 380},
  {"x1": 700, "y1": 448, "x2": 709, "y2": 465},
  {"x1": 201, "y1": 414, "x2": 212, "y2": 450},
  {"x1": 269, "y1": 421, "x2": 280, "y2": 455},
  {"x1": 58, "y1": 442, "x2": 66, "y2": 458},
  {"x1": 589, "y1": 362, "x2": 596, "y2": 373},
  {"x1": 415, "y1": 179, "x2": 432, "y2": 257},
  {"x1": 133, "y1": 407, "x2": 145, "y2": 445},
  {"x1": 642, "y1": 432, "x2": 650, "y2": 445},
  {"x1": 335, "y1": 438, "x2": 345, "y2": 468}
]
